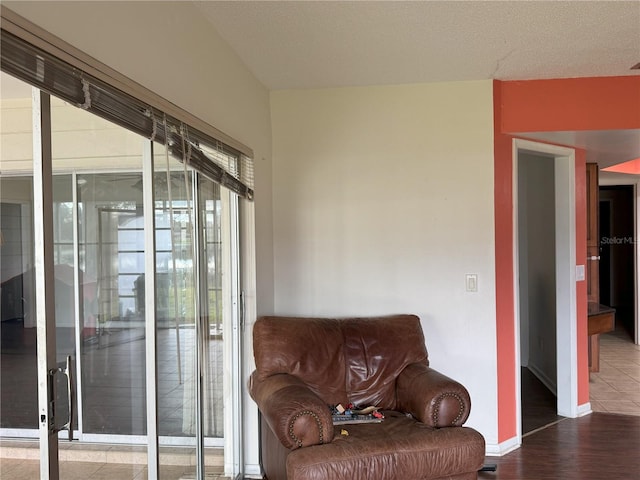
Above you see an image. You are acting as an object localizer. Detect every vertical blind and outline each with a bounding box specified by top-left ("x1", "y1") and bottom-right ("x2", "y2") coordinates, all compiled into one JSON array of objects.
[{"x1": 0, "y1": 10, "x2": 254, "y2": 200}]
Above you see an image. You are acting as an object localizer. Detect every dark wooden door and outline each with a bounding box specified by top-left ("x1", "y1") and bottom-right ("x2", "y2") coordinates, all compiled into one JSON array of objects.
[{"x1": 586, "y1": 163, "x2": 600, "y2": 304}]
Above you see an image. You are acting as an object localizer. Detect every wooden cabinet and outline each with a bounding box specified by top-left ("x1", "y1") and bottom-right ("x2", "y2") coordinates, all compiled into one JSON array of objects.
[
  {"x1": 586, "y1": 163, "x2": 615, "y2": 372},
  {"x1": 586, "y1": 163, "x2": 600, "y2": 304}
]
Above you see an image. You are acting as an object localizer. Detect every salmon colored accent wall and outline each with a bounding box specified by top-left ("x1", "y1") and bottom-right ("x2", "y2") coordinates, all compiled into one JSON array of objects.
[
  {"x1": 494, "y1": 77, "x2": 609, "y2": 444},
  {"x1": 575, "y1": 149, "x2": 589, "y2": 406},
  {"x1": 500, "y1": 76, "x2": 640, "y2": 132},
  {"x1": 493, "y1": 81, "x2": 517, "y2": 443}
]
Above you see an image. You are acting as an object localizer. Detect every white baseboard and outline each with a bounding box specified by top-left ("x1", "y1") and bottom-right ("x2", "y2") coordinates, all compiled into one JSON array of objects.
[
  {"x1": 485, "y1": 436, "x2": 521, "y2": 456},
  {"x1": 244, "y1": 463, "x2": 262, "y2": 478},
  {"x1": 577, "y1": 402, "x2": 592, "y2": 417}
]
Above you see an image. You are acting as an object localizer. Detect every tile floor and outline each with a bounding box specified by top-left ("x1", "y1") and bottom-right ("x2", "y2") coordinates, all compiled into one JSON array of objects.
[
  {"x1": 0, "y1": 439, "x2": 225, "y2": 479},
  {"x1": 589, "y1": 326, "x2": 640, "y2": 416},
  {"x1": 0, "y1": 458, "x2": 229, "y2": 480}
]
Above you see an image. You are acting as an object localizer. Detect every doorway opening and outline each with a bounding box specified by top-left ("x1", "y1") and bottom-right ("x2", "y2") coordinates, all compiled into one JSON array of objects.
[
  {"x1": 600, "y1": 185, "x2": 636, "y2": 341},
  {"x1": 513, "y1": 139, "x2": 579, "y2": 442},
  {"x1": 517, "y1": 151, "x2": 563, "y2": 435}
]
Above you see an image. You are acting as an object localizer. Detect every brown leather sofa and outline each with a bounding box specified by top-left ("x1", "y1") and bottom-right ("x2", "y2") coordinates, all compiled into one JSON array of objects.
[{"x1": 249, "y1": 314, "x2": 485, "y2": 480}]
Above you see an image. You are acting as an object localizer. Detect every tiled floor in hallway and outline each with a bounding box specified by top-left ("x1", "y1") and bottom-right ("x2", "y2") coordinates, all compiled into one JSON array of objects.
[{"x1": 589, "y1": 326, "x2": 640, "y2": 416}]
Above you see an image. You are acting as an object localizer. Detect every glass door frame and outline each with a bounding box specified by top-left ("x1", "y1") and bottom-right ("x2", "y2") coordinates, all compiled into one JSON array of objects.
[
  {"x1": 143, "y1": 140, "x2": 160, "y2": 479},
  {"x1": 193, "y1": 169, "x2": 244, "y2": 479},
  {"x1": 220, "y1": 184, "x2": 243, "y2": 478},
  {"x1": 34, "y1": 85, "x2": 63, "y2": 480},
  {"x1": 28, "y1": 88, "x2": 244, "y2": 479},
  {"x1": 229, "y1": 194, "x2": 243, "y2": 478}
]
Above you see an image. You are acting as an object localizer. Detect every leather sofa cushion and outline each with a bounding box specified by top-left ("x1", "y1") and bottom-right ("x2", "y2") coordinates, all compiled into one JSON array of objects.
[
  {"x1": 253, "y1": 314, "x2": 429, "y2": 408},
  {"x1": 286, "y1": 411, "x2": 485, "y2": 480},
  {"x1": 254, "y1": 316, "x2": 348, "y2": 404}
]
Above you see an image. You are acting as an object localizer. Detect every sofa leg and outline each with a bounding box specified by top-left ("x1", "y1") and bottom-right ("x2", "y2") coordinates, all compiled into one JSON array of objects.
[{"x1": 479, "y1": 463, "x2": 497, "y2": 472}]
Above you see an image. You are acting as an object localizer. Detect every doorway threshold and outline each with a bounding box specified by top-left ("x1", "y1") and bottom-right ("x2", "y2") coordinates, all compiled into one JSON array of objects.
[{"x1": 522, "y1": 417, "x2": 569, "y2": 439}]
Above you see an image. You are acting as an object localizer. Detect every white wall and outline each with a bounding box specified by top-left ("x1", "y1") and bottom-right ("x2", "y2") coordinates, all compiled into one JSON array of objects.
[
  {"x1": 5, "y1": 1, "x2": 272, "y2": 474},
  {"x1": 270, "y1": 81, "x2": 499, "y2": 443}
]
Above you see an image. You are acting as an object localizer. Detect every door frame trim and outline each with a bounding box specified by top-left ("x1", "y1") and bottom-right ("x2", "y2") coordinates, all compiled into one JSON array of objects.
[{"x1": 512, "y1": 138, "x2": 579, "y2": 446}]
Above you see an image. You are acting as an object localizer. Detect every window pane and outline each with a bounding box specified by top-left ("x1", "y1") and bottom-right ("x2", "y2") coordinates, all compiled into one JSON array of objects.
[
  {"x1": 0, "y1": 73, "x2": 37, "y2": 430},
  {"x1": 75, "y1": 171, "x2": 146, "y2": 436},
  {"x1": 60, "y1": 89, "x2": 148, "y2": 451}
]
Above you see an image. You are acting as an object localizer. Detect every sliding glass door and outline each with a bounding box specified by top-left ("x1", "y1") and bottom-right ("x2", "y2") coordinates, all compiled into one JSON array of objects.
[
  {"x1": 0, "y1": 71, "x2": 243, "y2": 479},
  {"x1": 152, "y1": 151, "x2": 240, "y2": 477}
]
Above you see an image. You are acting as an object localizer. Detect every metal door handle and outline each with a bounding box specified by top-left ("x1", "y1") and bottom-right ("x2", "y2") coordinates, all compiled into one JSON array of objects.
[
  {"x1": 50, "y1": 355, "x2": 74, "y2": 441},
  {"x1": 589, "y1": 255, "x2": 601, "y2": 261},
  {"x1": 63, "y1": 355, "x2": 74, "y2": 442}
]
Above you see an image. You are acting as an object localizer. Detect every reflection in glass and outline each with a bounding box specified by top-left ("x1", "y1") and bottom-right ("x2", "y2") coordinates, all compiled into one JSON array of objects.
[
  {"x1": 0, "y1": 174, "x2": 74, "y2": 431},
  {"x1": 200, "y1": 176, "x2": 225, "y2": 439},
  {"x1": 0, "y1": 73, "x2": 76, "y2": 431},
  {"x1": 0, "y1": 73, "x2": 38, "y2": 430},
  {"x1": 49, "y1": 91, "x2": 149, "y2": 440},
  {"x1": 0, "y1": 175, "x2": 37, "y2": 430},
  {"x1": 76, "y1": 172, "x2": 147, "y2": 435},
  {"x1": 152, "y1": 157, "x2": 226, "y2": 439}
]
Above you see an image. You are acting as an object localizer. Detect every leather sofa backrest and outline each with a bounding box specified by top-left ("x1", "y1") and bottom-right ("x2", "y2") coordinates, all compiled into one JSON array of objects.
[{"x1": 253, "y1": 314, "x2": 429, "y2": 409}]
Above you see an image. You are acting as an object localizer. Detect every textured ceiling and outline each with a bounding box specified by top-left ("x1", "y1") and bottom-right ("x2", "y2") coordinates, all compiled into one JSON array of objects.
[
  {"x1": 197, "y1": 0, "x2": 640, "y2": 171},
  {"x1": 197, "y1": 0, "x2": 640, "y2": 90}
]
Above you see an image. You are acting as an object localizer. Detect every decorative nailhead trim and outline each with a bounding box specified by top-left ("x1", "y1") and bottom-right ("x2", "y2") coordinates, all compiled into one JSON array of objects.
[
  {"x1": 288, "y1": 410, "x2": 324, "y2": 448},
  {"x1": 432, "y1": 392, "x2": 465, "y2": 426}
]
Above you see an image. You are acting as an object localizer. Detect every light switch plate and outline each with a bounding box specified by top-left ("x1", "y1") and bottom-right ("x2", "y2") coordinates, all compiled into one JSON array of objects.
[
  {"x1": 576, "y1": 265, "x2": 585, "y2": 281},
  {"x1": 465, "y1": 274, "x2": 478, "y2": 292}
]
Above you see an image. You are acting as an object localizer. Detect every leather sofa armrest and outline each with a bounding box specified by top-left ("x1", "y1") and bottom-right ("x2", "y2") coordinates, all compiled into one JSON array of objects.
[
  {"x1": 396, "y1": 362, "x2": 472, "y2": 427},
  {"x1": 249, "y1": 372, "x2": 334, "y2": 449}
]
